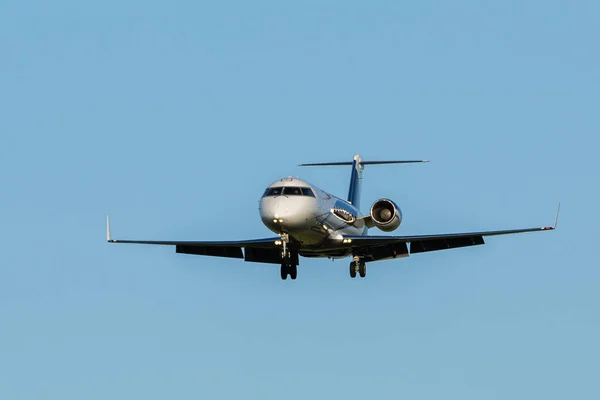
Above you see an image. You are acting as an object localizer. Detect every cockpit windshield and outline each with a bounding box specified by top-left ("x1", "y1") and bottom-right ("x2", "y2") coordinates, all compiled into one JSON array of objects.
[
  {"x1": 301, "y1": 188, "x2": 315, "y2": 197},
  {"x1": 262, "y1": 186, "x2": 315, "y2": 197},
  {"x1": 263, "y1": 187, "x2": 283, "y2": 197},
  {"x1": 283, "y1": 186, "x2": 302, "y2": 196}
]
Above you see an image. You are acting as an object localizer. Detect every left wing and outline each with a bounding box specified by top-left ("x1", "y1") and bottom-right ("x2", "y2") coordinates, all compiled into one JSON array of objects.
[
  {"x1": 106, "y1": 216, "x2": 283, "y2": 263},
  {"x1": 343, "y1": 203, "x2": 559, "y2": 257}
]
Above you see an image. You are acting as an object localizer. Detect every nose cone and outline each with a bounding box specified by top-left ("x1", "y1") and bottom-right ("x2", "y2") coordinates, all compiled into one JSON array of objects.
[{"x1": 260, "y1": 196, "x2": 316, "y2": 233}]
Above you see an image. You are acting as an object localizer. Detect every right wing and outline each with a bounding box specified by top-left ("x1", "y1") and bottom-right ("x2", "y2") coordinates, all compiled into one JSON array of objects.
[
  {"x1": 106, "y1": 216, "x2": 285, "y2": 263},
  {"x1": 342, "y1": 203, "x2": 560, "y2": 260},
  {"x1": 344, "y1": 225, "x2": 555, "y2": 254}
]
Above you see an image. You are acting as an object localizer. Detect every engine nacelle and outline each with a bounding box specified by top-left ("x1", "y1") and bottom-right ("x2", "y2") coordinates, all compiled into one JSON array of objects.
[{"x1": 370, "y1": 198, "x2": 402, "y2": 232}]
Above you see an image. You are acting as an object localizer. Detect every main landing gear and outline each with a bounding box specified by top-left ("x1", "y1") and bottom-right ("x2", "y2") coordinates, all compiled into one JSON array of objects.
[
  {"x1": 280, "y1": 263, "x2": 297, "y2": 280},
  {"x1": 349, "y1": 256, "x2": 366, "y2": 278},
  {"x1": 279, "y1": 233, "x2": 298, "y2": 280}
]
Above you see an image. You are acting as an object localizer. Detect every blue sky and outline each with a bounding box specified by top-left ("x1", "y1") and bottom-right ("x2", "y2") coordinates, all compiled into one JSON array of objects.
[{"x1": 1, "y1": 1, "x2": 598, "y2": 398}]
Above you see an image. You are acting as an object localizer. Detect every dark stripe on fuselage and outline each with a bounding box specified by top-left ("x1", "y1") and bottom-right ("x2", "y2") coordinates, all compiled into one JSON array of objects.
[{"x1": 347, "y1": 159, "x2": 361, "y2": 208}]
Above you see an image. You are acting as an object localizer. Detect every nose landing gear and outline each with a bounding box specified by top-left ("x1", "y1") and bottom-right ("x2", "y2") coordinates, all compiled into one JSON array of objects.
[
  {"x1": 279, "y1": 233, "x2": 298, "y2": 280},
  {"x1": 349, "y1": 256, "x2": 366, "y2": 278}
]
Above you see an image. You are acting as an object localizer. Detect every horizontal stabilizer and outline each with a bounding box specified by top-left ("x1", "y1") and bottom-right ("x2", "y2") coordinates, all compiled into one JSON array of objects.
[{"x1": 299, "y1": 160, "x2": 429, "y2": 167}]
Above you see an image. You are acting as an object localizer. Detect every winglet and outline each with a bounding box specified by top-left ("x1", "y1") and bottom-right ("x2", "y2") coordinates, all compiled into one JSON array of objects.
[
  {"x1": 106, "y1": 215, "x2": 112, "y2": 242},
  {"x1": 541, "y1": 202, "x2": 560, "y2": 231}
]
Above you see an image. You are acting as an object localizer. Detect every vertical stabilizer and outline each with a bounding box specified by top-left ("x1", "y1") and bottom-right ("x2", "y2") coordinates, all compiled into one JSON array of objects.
[{"x1": 347, "y1": 154, "x2": 363, "y2": 209}]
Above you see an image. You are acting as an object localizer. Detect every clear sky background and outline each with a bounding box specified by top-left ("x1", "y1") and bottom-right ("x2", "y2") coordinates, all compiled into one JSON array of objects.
[{"x1": 1, "y1": 1, "x2": 598, "y2": 399}]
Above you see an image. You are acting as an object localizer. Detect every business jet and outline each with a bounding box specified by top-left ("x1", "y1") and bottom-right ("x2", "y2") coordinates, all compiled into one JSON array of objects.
[{"x1": 107, "y1": 155, "x2": 559, "y2": 280}]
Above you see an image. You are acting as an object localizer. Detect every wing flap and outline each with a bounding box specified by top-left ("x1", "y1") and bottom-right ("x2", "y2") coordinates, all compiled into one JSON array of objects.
[
  {"x1": 410, "y1": 236, "x2": 484, "y2": 254},
  {"x1": 176, "y1": 245, "x2": 244, "y2": 258},
  {"x1": 367, "y1": 242, "x2": 409, "y2": 261}
]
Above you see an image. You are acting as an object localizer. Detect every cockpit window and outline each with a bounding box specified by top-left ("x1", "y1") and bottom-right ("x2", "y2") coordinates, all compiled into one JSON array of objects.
[
  {"x1": 301, "y1": 188, "x2": 315, "y2": 197},
  {"x1": 263, "y1": 187, "x2": 283, "y2": 197},
  {"x1": 263, "y1": 186, "x2": 315, "y2": 197},
  {"x1": 283, "y1": 186, "x2": 303, "y2": 196}
]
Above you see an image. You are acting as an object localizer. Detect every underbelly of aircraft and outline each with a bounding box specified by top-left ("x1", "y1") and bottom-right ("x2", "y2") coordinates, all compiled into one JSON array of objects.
[{"x1": 287, "y1": 218, "x2": 365, "y2": 257}]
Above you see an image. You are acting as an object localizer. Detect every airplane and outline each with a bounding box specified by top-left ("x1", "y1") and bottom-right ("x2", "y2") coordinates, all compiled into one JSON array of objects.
[{"x1": 107, "y1": 154, "x2": 559, "y2": 280}]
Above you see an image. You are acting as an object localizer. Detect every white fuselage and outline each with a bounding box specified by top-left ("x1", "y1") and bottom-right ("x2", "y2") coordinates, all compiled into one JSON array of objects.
[{"x1": 259, "y1": 177, "x2": 368, "y2": 258}]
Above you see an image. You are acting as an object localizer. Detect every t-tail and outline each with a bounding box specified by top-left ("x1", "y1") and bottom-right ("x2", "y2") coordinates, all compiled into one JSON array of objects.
[{"x1": 299, "y1": 155, "x2": 429, "y2": 210}]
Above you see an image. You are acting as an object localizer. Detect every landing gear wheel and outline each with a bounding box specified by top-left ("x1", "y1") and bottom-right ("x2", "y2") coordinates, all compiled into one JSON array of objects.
[
  {"x1": 358, "y1": 262, "x2": 367, "y2": 278},
  {"x1": 280, "y1": 263, "x2": 297, "y2": 280},
  {"x1": 349, "y1": 261, "x2": 357, "y2": 278}
]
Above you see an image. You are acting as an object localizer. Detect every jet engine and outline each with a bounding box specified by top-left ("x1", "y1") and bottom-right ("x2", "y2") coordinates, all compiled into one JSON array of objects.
[{"x1": 370, "y1": 198, "x2": 402, "y2": 232}]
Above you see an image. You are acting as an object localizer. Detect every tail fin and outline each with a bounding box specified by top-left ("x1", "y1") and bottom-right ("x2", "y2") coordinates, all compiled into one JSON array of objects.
[
  {"x1": 347, "y1": 155, "x2": 363, "y2": 209},
  {"x1": 299, "y1": 155, "x2": 429, "y2": 210}
]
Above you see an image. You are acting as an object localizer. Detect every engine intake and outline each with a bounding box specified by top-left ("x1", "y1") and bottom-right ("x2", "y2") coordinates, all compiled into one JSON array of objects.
[{"x1": 370, "y1": 198, "x2": 402, "y2": 232}]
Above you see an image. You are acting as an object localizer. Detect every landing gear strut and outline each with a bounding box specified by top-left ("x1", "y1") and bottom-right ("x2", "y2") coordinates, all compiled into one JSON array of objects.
[
  {"x1": 280, "y1": 233, "x2": 290, "y2": 259},
  {"x1": 279, "y1": 233, "x2": 297, "y2": 280},
  {"x1": 349, "y1": 256, "x2": 367, "y2": 278}
]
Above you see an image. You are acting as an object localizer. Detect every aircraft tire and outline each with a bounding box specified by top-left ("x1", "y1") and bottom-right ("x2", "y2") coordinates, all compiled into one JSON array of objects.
[
  {"x1": 280, "y1": 264, "x2": 288, "y2": 280},
  {"x1": 349, "y1": 262, "x2": 357, "y2": 278},
  {"x1": 358, "y1": 262, "x2": 366, "y2": 278},
  {"x1": 290, "y1": 265, "x2": 297, "y2": 280}
]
